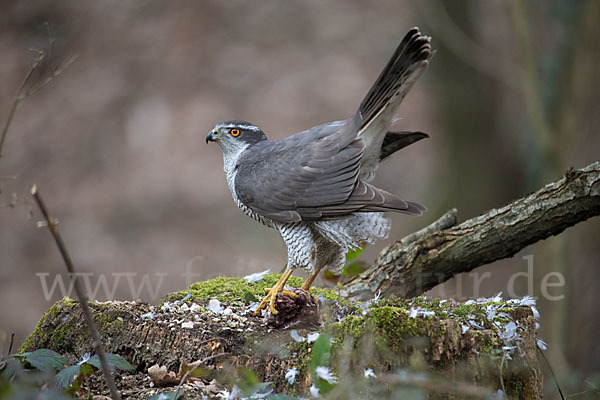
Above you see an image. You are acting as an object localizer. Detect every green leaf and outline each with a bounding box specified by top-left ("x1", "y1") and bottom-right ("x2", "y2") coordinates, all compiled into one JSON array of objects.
[
  {"x1": 244, "y1": 292, "x2": 258, "y2": 304},
  {"x1": 55, "y1": 364, "x2": 92, "y2": 391},
  {"x1": 186, "y1": 366, "x2": 212, "y2": 379},
  {"x1": 266, "y1": 394, "x2": 300, "y2": 400},
  {"x1": 147, "y1": 391, "x2": 182, "y2": 400},
  {"x1": 238, "y1": 367, "x2": 259, "y2": 388},
  {"x1": 16, "y1": 349, "x2": 68, "y2": 373},
  {"x1": 87, "y1": 353, "x2": 132, "y2": 371},
  {"x1": 1, "y1": 357, "x2": 24, "y2": 379},
  {"x1": 307, "y1": 334, "x2": 336, "y2": 394},
  {"x1": 308, "y1": 333, "x2": 332, "y2": 370},
  {"x1": 342, "y1": 260, "x2": 368, "y2": 277},
  {"x1": 240, "y1": 381, "x2": 273, "y2": 398},
  {"x1": 345, "y1": 246, "x2": 364, "y2": 262}
]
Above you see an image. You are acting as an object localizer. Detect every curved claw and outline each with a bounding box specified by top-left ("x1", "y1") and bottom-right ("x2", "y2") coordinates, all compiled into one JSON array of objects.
[
  {"x1": 254, "y1": 269, "x2": 295, "y2": 315},
  {"x1": 255, "y1": 288, "x2": 299, "y2": 315},
  {"x1": 255, "y1": 288, "x2": 279, "y2": 315},
  {"x1": 263, "y1": 287, "x2": 298, "y2": 298}
]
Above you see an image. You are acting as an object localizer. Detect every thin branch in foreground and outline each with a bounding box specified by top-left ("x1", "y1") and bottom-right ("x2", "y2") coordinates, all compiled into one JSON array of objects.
[
  {"x1": 31, "y1": 184, "x2": 121, "y2": 400},
  {"x1": 0, "y1": 23, "x2": 78, "y2": 157},
  {"x1": 8, "y1": 333, "x2": 15, "y2": 356}
]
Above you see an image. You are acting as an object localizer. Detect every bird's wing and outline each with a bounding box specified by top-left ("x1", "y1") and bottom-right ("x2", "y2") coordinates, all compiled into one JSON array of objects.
[
  {"x1": 356, "y1": 27, "x2": 433, "y2": 181},
  {"x1": 233, "y1": 116, "x2": 363, "y2": 223},
  {"x1": 234, "y1": 116, "x2": 424, "y2": 224}
]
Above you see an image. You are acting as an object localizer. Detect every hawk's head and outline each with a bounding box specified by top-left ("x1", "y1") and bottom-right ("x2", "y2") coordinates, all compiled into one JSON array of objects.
[{"x1": 206, "y1": 121, "x2": 267, "y2": 152}]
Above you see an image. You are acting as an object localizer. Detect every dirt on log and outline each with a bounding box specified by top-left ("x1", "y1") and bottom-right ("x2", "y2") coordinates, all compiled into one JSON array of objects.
[{"x1": 21, "y1": 275, "x2": 543, "y2": 399}]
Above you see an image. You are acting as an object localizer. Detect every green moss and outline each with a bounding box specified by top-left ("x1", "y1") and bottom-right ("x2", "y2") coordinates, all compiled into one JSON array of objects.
[
  {"x1": 165, "y1": 273, "x2": 339, "y2": 304},
  {"x1": 20, "y1": 297, "x2": 78, "y2": 353},
  {"x1": 330, "y1": 305, "x2": 442, "y2": 356},
  {"x1": 512, "y1": 378, "x2": 523, "y2": 398},
  {"x1": 449, "y1": 303, "x2": 479, "y2": 318},
  {"x1": 20, "y1": 297, "x2": 128, "y2": 354},
  {"x1": 96, "y1": 312, "x2": 124, "y2": 332}
]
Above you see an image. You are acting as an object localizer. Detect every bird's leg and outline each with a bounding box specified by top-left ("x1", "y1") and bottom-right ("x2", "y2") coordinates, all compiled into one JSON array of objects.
[
  {"x1": 255, "y1": 268, "x2": 296, "y2": 315},
  {"x1": 299, "y1": 267, "x2": 322, "y2": 306},
  {"x1": 301, "y1": 267, "x2": 322, "y2": 291}
]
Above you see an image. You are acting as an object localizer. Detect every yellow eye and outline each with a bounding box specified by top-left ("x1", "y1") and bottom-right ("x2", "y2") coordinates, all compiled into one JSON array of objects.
[{"x1": 230, "y1": 129, "x2": 240, "y2": 137}]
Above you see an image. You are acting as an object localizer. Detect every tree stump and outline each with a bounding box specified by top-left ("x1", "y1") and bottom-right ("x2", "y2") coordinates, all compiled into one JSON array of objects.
[{"x1": 21, "y1": 275, "x2": 543, "y2": 399}]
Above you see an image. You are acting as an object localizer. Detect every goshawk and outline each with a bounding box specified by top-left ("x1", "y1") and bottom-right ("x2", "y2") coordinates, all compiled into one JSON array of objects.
[{"x1": 206, "y1": 28, "x2": 433, "y2": 315}]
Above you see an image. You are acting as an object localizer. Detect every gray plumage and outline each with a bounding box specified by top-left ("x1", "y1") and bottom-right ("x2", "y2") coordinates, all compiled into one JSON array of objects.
[{"x1": 207, "y1": 27, "x2": 432, "y2": 275}]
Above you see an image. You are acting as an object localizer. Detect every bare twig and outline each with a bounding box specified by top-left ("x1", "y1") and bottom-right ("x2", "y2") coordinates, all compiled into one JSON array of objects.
[
  {"x1": 0, "y1": 25, "x2": 78, "y2": 157},
  {"x1": 173, "y1": 353, "x2": 230, "y2": 399},
  {"x1": 538, "y1": 347, "x2": 566, "y2": 400},
  {"x1": 31, "y1": 184, "x2": 121, "y2": 400},
  {"x1": 397, "y1": 208, "x2": 458, "y2": 246},
  {"x1": 342, "y1": 161, "x2": 600, "y2": 299},
  {"x1": 8, "y1": 333, "x2": 14, "y2": 356}
]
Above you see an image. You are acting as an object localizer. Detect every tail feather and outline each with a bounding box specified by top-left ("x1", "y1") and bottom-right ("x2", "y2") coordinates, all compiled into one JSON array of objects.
[
  {"x1": 357, "y1": 28, "x2": 432, "y2": 132},
  {"x1": 380, "y1": 131, "x2": 429, "y2": 161},
  {"x1": 356, "y1": 27, "x2": 433, "y2": 182},
  {"x1": 344, "y1": 181, "x2": 426, "y2": 216}
]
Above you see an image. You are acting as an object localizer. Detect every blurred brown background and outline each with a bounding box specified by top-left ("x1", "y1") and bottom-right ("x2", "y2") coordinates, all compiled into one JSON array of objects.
[{"x1": 1, "y1": 0, "x2": 599, "y2": 396}]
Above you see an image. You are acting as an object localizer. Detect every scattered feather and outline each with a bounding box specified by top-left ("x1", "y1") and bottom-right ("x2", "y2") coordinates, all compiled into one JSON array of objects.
[
  {"x1": 408, "y1": 307, "x2": 435, "y2": 319},
  {"x1": 499, "y1": 321, "x2": 518, "y2": 341},
  {"x1": 173, "y1": 292, "x2": 192, "y2": 305},
  {"x1": 531, "y1": 306, "x2": 540, "y2": 320},
  {"x1": 364, "y1": 368, "x2": 377, "y2": 379},
  {"x1": 307, "y1": 332, "x2": 320, "y2": 343},
  {"x1": 207, "y1": 298, "x2": 224, "y2": 313},
  {"x1": 315, "y1": 366, "x2": 338, "y2": 384},
  {"x1": 190, "y1": 303, "x2": 203, "y2": 312},
  {"x1": 244, "y1": 269, "x2": 271, "y2": 283},
  {"x1": 536, "y1": 338, "x2": 547, "y2": 350},
  {"x1": 519, "y1": 295, "x2": 536, "y2": 307},
  {"x1": 141, "y1": 311, "x2": 155, "y2": 320},
  {"x1": 373, "y1": 290, "x2": 382, "y2": 302},
  {"x1": 285, "y1": 367, "x2": 298, "y2": 385},
  {"x1": 77, "y1": 353, "x2": 91, "y2": 366},
  {"x1": 309, "y1": 384, "x2": 320, "y2": 398},
  {"x1": 290, "y1": 330, "x2": 305, "y2": 342}
]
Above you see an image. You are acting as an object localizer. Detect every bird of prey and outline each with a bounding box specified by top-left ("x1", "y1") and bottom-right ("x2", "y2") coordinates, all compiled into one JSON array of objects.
[{"x1": 206, "y1": 27, "x2": 433, "y2": 315}]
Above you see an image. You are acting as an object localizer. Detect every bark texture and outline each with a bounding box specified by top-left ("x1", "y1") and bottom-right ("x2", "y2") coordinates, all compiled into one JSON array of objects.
[
  {"x1": 341, "y1": 161, "x2": 600, "y2": 300},
  {"x1": 21, "y1": 287, "x2": 542, "y2": 399}
]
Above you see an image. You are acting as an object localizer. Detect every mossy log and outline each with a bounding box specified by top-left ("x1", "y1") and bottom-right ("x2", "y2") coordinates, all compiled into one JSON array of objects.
[{"x1": 21, "y1": 275, "x2": 542, "y2": 399}]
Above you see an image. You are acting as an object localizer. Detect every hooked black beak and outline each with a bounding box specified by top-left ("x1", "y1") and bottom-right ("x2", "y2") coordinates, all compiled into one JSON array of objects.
[{"x1": 206, "y1": 130, "x2": 218, "y2": 143}]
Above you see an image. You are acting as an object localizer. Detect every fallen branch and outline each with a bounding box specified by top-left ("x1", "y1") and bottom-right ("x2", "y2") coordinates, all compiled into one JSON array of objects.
[{"x1": 341, "y1": 161, "x2": 600, "y2": 300}]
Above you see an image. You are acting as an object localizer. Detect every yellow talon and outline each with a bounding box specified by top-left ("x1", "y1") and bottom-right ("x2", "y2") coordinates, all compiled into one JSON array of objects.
[
  {"x1": 255, "y1": 268, "x2": 295, "y2": 315},
  {"x1": 263, "y1": 287, "x2": 298, "y2": 299}
]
